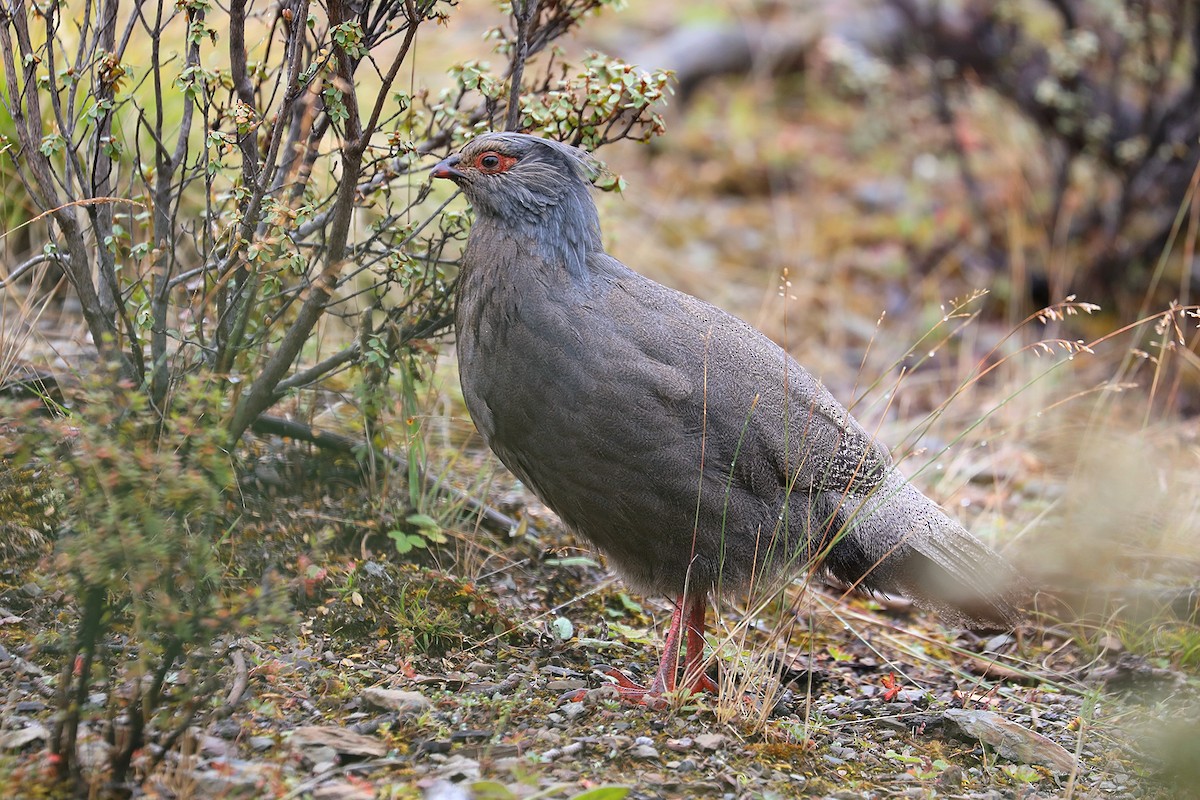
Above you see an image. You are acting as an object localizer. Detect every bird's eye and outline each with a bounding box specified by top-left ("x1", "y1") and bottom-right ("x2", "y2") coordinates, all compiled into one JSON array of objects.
[{"x1": 477, "y1": 151, "x2": 508, "y2": 173}]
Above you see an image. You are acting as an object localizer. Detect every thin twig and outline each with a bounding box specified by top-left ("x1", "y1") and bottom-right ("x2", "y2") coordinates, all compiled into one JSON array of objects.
[{"x1": 505, "y1": 0, "x2": 539, "y2": 131}]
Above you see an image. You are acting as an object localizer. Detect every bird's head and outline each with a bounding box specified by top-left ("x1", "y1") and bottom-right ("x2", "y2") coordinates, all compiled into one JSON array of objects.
[{"x1": 431, "y1": 133, "x2": 601, "y2": 229}]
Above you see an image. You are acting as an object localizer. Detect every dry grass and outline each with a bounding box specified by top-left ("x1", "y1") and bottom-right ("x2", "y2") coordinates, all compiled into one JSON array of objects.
[{"x1": 2, "y1": 3, "x2": 1198, "y2": 797}]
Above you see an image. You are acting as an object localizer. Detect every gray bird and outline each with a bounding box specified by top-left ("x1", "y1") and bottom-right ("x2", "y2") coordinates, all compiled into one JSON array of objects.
[{"x1": 432, "y1": 133, "x2": 1019, "y2": 702}]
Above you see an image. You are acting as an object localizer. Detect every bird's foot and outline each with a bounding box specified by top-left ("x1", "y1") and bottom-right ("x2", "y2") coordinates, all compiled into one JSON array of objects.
[{"x1": 594, "y1": 664, "x2": 717, "y2": 708}]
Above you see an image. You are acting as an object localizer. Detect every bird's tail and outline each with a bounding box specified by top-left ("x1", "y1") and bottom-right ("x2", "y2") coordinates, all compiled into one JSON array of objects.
[{"x1": 818, "y1": 471, "x2": 1022, "y2": 628}]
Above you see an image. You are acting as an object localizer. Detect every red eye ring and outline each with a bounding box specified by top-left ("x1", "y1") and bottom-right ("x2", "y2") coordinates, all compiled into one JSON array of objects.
[{"x1": 476, "y1": 151, "x2": 515, "y2": 174}]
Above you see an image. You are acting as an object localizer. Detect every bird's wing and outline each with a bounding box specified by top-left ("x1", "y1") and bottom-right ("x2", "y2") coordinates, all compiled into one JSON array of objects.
[{"x1": 593, "y1": 255, "x2": 890, "y2": 497}]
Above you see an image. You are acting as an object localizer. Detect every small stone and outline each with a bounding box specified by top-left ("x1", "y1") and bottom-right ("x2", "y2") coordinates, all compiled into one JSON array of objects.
[
  {"x1": 190, "y1": 759, "x2": 279, "y2": 797},
  {"x1": 676, "y1": 758, "x2": 698, "y2": 773},
  {"x1": 665, "y1": 737, "x2": 693, "y2": 752},
  {"x1": 584, "y1": 685, "x2": 619, "y2": 704},
  {"x1": 984, "y1": 633, "x2": 1014, "y2": 652},
  {"x1": 437, "y1": 755, "x2": 480, "y2": 782},
  {"x1": 361, "y1": 688, "x2": 431, "y2": 713},
  {"x1": 312, "y1": 779, "x2": 375, "y2": 800},
  {"x1": 422, "y1": 779, "x2": 471, "y2": 800},
  {"x1": 0, "y1": 725, "x2": 49, "y2": 750},
  {"x1": 829, "y1": 744, "x2": 856, "y2": 760},
  {"x1": 631, "y1": 744, "x2": 659, "y2": 760},
  {"x1": 248, "y1": 736, "x2": 275, "y2": 752},
  {"x1": 694, "y1": 733, "x2": 725, "y2": 751},
  {"x1": 560, "y1": 701, "x2": 586, "y2": 720},
  {"x1": 211, "y1": 719, "x2": 242, "y2": 739},
  {"x1": 936, "y1": 764, "x2": 963, "y2": 789},
  {"x1": 198, "y1": 735, "x2": 229, "y2": 757}
]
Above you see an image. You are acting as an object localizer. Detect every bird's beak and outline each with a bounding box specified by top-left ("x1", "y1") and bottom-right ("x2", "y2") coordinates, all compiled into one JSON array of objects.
[{"x1": 431, "y1": 153, "x2": 464, "y2": 180}]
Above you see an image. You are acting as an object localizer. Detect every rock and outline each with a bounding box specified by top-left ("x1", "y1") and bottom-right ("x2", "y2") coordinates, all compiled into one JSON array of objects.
[
  {"x1": 943, "y1": 708, "x2": 1078, "y2": 773},
  {"x1": 289, "y1": 726, "x2": 387, "y2": 762},
  {"x1": 560, "y1": 701, "x2": 586, "y2": 720},
  {"x1": 583, "y1": 685, "x2": 619, "y2": 704},
  {"x1": 198, "y1": 734, "x2": 230, "y2": 757},
  {"x1": 936, "y1": 764, "x2": 964, "y2": 789},
  {"x1": 694, "y1": 732, "x2": 726, "y2": 751},
  {"x1": 422, "y1": 779, "x2": 471, "y2": 800},
  {"x1": 0, "y1": 724, "x2": 49, "y2": 749},
  {"x1": 436, "y1": 754, "x2": 480, "y2": 781},
  {"x1": 361, "y1": 688, "x2": 432, "y2": 713},
  {"x1": 631, "y1": 744, "x2": 660, "y2": 760},
  {"x1": 189, "y1": 759, "x2": 279, "y2": 798},
  {"x1": 312, "y1": 779, "x2": 376, "y2": 800}
]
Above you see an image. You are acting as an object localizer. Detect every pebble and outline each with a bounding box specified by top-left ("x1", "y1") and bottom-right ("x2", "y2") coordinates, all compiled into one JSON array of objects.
[
  {"x1": 631, "y1": 744, "x2": 660, "y2": 760},
  {"x1": 361, "y1": 688, "x2": 431, "y2": 713},
  {"x1": 546, "y1": 679, "x2": 587, "y2": 692}
]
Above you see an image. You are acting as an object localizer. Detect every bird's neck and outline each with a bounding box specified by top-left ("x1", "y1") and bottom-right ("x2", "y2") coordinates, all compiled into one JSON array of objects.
[{"x1": 472, "y1": 186, "x2": 604, "y2": 286}]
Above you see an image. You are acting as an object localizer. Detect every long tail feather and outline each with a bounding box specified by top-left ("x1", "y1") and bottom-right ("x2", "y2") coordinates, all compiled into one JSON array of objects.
[{"x1": 821, "y1": 472, "x2": 1022, "y2": 627}]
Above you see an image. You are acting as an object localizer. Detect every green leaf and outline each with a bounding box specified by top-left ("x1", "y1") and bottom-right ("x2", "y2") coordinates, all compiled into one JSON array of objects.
[
  {"x1": 467, "y1": 781, "x2": 517, "y2": 800},
  {"x1": 615, "y1": 592, "x2": 642, "y2": 614},
  {"x1": 39, "y1": 133, "x2": 66, "y2": 157},
  {"x1": 387, "y1": 529, "x2": 413, "y2": 554},
  {"x1": 550, "y1": 616, "x2": 574, "y2": 641},
  {"x1": 406, "y1": 513, "x2": 438, "y2": 530},
  {"x1": 568, "y1": 788, "x2": 631, "y2": 800}
]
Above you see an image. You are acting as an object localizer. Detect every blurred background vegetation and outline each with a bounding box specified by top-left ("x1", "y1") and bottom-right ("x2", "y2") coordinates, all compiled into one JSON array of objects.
[{"x1": 1, "y1": 0, "x2": 1198, "y2": 796}]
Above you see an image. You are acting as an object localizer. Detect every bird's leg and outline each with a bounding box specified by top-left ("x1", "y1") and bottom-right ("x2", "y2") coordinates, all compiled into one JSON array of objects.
[
  {"x1": 598, "y1": 594, "x2": 718, "y2": 704},
  {"x1": 681, "y1": 593, "x2": 719, "y2": 695},
  {"x1": 598, "y1": 601, "x2": 684, "y2": 703},
  {"x1": 646, "y1": 599, "x2": 686, "y2": 695}
]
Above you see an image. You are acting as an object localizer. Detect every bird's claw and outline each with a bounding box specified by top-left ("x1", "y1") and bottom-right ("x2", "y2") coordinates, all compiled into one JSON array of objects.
[{"x1": 593, "y1": 663, "x2": 717, "y2": 708}]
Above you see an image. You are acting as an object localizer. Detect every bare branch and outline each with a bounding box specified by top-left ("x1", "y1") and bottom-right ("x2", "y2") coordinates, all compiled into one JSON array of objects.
[{"x1": 505, "y1": 0, "x2": 538, "y2": 131}]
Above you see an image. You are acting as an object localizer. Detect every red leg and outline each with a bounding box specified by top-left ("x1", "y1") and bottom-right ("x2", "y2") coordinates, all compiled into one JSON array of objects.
[
  {"x1": 681, "y1": 593, "x2": 719, "y2": 694},
  {"x1": 597, "y1": 593, "x2": 717, "y2": 705},
  {"x1": 647, "y1": 600, "x2": 685, "y2": 694}
]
